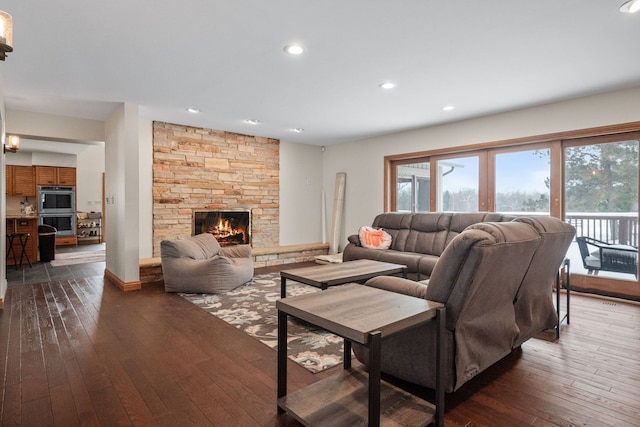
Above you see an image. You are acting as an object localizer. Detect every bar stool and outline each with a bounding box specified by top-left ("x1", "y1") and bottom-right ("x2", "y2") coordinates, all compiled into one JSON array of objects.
[{"x1": 6, "y1": 232, "x2": 32, "y2": 270}]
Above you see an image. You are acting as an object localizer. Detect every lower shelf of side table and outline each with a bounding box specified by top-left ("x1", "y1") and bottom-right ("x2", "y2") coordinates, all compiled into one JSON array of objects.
[{"x1": 278, "y1": 368, "x2": 435, "y2": 427}]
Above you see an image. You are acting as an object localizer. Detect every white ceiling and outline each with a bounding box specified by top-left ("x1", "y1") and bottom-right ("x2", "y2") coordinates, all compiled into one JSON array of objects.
[{"x1": 1, "y1": 0, "x2": 639, "y2": 148}]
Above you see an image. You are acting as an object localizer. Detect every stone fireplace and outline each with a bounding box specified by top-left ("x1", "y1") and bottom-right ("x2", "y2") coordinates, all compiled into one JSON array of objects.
[
  {"x1": 152, "y1": 121, "x2": 280, "y2": 256},
  {"x1": 140, "y1": 122, "x2": 328, "y2": 282},
  {"x1": 193, "y1": 209, "x2": 251, "y2": 246}
]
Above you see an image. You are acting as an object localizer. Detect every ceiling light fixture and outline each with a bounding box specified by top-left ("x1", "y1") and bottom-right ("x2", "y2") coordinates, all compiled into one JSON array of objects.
[
  {"x1": 442, "y1": 105, "x2": 455, "y2": 111},
  {"x1": 0, "y1": 10, "x2": 13, "y2": 61},
  {"x1": 620, "y1": 0, "x2": 640, "y2": 13},
  {"x1": 283, "y1": 44, "x2": 304, "y2": 55},
  {"x1": 3, "y1": 135, "x2": 19, "y2": 153},
  {"x1": 245, "y1": 119, "x2": 260, "y2": 125},
  {"x1": 379, "y1": 82, "x2": 396, "y2": 89},
  {"x1": 292, "y1": 128, "x2": 304, "y2": 133},
  {"x1": 186, "y1": 107, "x2": 200, "y2": 113}
]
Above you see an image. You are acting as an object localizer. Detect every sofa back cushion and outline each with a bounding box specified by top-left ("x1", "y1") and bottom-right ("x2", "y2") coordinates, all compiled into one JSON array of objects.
[
  {"x1": 369, "y1": 212, "x2": 512, "y2": 256},
  {"x1": 403, "y1": 213, "x2": 452, "y2": 256},
  {"x1": 444, "y1": 212, "x2": 505, "y2": 247},
  {"x1": 426, "y1": 221, "x2": 540, "y2": 325},
  {"x1": 372, "y1": 213, "x2": 413, "y2": 251},
  {"x1": 160, "y1": 233, "x2": 221, "y2": 260}
]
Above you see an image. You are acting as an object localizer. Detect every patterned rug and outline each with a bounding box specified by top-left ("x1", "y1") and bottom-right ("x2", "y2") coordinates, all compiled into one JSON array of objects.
[{"x1": 179, "y1": 273, "x2": 345, "y2": 373}]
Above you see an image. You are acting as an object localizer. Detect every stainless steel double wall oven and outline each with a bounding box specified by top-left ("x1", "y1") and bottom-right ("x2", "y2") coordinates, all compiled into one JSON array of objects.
[{"x1": 38, "y1": 186, "x2": 76, "y2": 236}]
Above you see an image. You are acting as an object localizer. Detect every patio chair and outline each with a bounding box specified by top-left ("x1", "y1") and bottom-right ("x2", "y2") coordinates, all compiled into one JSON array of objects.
[{"x1": 576, "y1": 236, "x2": 638, "y2": 278}]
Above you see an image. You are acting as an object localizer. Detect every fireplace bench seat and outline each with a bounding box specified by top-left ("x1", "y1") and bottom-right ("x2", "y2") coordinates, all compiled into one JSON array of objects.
[{"x1": 139, "y1": 242, "x2": 330, "y2": 286}]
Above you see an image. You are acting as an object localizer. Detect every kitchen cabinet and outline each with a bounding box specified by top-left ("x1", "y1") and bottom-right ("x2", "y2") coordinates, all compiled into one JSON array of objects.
[
  {"x1": 57, "y1": 167, "x2": 76, "y2": 185},
  {"x1": 5, "y1": 165, "x2": 13, "y2": 196},
  {"x1": 35, "y1": 166, "x2": 76, "y2": 186},
  {"x1": 5, "y1": 165, "x2": 36, "y2": 197}
]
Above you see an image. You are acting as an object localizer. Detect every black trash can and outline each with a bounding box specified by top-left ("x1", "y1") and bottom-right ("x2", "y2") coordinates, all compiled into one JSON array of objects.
[{"x1": 38, "y1": 224, "x2": 57, "y2": 262}]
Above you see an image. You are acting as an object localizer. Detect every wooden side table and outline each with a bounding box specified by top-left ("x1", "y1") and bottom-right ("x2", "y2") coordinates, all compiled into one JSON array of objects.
[
  {"x1": 280, "y1": 259, "x2": 407, "y2": 297},
  {"x1": 276, "y1": 283, "x2": 445, "y2": 427}
]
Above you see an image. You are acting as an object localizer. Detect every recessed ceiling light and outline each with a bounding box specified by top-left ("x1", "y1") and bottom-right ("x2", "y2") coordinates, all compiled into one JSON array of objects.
[
  {"x1": 442, "y1": 105, "x2": 455, "y2": 111},
  {"x1": 283, "y1": 44, "x2": 304, "y2": 55},
  {"x1": 292, "y1": 128, "x2": 304, "y2": 133},
  {"x1": 245, "y1": 119, "x2": 260, "y2": 125},
  {"x1": 620, "y1": 0, "x2": 640, "y2": 13},
  {"x1": 379, "y1": 82, "x2": 396, "y2": 89},
  {"x1": 186, "y1": 108, "x2": 200, "y2": 113}
]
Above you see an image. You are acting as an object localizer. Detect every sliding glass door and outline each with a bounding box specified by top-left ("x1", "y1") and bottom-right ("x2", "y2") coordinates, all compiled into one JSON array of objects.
[{"x1": 565, "y1": 135, "x2": 639, "y2": 282}]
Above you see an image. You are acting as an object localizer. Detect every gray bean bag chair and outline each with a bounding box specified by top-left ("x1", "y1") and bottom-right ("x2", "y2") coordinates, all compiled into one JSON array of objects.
[{"x1": 160, "y1": 233, "x2": 253, "y2": 293}]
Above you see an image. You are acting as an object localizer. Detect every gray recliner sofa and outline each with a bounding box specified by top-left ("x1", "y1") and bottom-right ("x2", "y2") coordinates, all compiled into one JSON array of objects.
[
  {"x1": 351, "y1": 216, "x2": 575, "y2": 393},
  {"x1": 343, "y1": 212, "x2": 515, "y2": 280},
  {"x1": 160, "y1": 233, "x2": 253, "y2": 293}
]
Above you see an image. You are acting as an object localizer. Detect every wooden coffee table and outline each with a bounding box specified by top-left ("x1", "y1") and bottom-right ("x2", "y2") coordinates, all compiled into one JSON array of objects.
[
  {"x1": 279, "y1": 259, "x2": 407, "y2": 297},
  {"x1": 276, "y1": 283, "x2": 445, "y2": 427}
]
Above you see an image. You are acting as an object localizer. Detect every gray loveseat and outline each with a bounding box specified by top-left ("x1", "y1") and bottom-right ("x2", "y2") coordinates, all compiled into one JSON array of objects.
[
  {"x1": 349, "y1": 215, "x2": 576, "y2": 392},
  {"x1": 160, "y1": 233, "x2": 254, "y2": 293}
]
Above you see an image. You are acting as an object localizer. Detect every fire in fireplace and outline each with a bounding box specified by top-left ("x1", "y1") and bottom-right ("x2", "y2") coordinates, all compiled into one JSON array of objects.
[{"x1": 192, "y1": 209, "x2": 251, "y2": 246}]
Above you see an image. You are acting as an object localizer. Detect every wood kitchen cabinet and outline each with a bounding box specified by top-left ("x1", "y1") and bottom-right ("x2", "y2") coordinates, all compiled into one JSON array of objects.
[
  {"x1": 35, "y1": 166, "x2": 76, "y2": 186},
  {"x1": 5, "y1": 165, "x2": 36, "y2": 196}
]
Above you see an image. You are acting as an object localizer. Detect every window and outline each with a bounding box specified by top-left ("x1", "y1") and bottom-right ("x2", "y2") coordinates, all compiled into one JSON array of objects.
[
  {"x1": 396, "y1": 162, "x2": 430, "y2": 213},
  {"x1": 436, "y1": 156, "x2": 479, "y2": 212},
  {"x1": 494, "y1": 148, "x2": 551, "y2": 214}
]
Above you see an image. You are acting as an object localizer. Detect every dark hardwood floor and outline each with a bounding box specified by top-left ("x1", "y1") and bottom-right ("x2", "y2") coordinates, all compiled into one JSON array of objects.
[{"x1": 1, "y1": 264, "x2": 639, "y2": 426}]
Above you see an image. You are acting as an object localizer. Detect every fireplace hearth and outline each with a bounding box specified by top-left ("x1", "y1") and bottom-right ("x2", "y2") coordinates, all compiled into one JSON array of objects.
[{"x1": 192, "y1": 209, "x2": 251, "y2": 246}]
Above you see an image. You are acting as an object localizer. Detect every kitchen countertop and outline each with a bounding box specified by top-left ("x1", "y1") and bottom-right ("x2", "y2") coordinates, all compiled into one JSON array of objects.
[{"x1": 6, "y1": 212, "x2": 38, "y2": 220}]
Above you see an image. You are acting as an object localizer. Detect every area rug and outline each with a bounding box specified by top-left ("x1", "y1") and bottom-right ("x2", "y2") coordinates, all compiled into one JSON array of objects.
[
  {"x1": 179, "y1": 273, "x2": 345, "y2": 373},
  {"x1": 49, "y1": 250, "x2": 106, "y2": 266}
]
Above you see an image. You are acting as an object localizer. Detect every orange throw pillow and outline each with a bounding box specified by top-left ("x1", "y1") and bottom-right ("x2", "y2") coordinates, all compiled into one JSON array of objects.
[{"x1": 359, "y1": 226, "x2": 392, "y2": 250}]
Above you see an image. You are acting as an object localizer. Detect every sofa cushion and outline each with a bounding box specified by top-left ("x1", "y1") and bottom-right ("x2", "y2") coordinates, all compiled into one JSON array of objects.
[
  {"x1": 404, "y1": 213, "x2": 452, "y2": 256},
  {"x1": 445, "y1": 212, "x2": 505, "y2": 247}
]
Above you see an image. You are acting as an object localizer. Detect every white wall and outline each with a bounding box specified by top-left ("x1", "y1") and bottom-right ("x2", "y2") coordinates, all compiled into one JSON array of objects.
[
  {"x1": 322, "y1": 86, "x2": 640, "y2": 252},
  {"x1": 7, "y1": 110, "x2": 104, "y2": 142},
  {"x1": 104, "y1": 103, "x2": 140, "y2": 282},
  {"x1": 76, "y1": 145, "x2": 105, "y2": 213},
  {"x1": 279, "y1": 141, "x2": 325, "y2": 245},
  {"x1": 31, "y1": 152, "x2": 77, "y2": 167}
]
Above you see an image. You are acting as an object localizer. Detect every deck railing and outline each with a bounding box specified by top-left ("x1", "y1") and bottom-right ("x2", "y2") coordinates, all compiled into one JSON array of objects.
[{"x1": 565, "y1": 213, "x2": 638, "y2": 246}]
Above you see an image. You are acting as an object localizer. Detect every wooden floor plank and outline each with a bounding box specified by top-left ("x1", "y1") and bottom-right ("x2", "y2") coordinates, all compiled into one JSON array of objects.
[
  {"x1": 21, "y1": 396, "x2": 54, "y2": 427},
  {"x1": 1, "y1": 268, "x2": 639, "y2": 426},
  {"x1": 49, "y1": 383, "x2": 81, "y2": 427}
]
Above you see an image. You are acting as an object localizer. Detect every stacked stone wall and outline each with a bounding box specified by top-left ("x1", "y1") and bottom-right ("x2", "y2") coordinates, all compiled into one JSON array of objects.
[{"x1": 152, "y1": 122, "x2": 279, "y2": 256}]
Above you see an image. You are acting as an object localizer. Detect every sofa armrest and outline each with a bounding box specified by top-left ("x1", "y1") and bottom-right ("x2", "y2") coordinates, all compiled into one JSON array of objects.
[
  {"x1": 347, "y1": 234, "x2": 361, "y2": 245},
  {"x1": 220, "y1": 244, "x2": 252, "y2": 259},
  {"x1": 365, "y1": 276, "x2": 428, "y2": 299}
]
